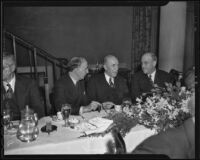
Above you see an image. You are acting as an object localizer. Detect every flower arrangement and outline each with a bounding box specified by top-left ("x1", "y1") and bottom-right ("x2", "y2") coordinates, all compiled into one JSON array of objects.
[
  {"x1": 131, "y1": 82, "x2": 192, "y2": 133},
  {"x1": 105, "y1": 111, "x2": 137, "y2": 137}
]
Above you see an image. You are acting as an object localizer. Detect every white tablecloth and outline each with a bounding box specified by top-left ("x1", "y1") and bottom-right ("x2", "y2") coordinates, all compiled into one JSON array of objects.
[{"x1": 4, "y1": 110, "x2": 155, "y2": 154}]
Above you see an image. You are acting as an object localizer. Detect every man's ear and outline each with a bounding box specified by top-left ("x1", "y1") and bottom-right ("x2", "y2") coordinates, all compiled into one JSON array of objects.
[
  {"x1": 11, "y1": 63, "x2": 16, "y2": 73},
  {"x1": 103, "y1": 64, "x2": 107, "y2": 71},
  {"x1": 153, "y1": 61, "x2": 157, "y2": 67}
]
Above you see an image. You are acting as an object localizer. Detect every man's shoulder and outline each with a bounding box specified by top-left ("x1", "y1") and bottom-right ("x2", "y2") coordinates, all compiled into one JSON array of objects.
[
  {"x1": 89, "y1": 73, "x2": 105, "y2": 81},
  {"x1": 116, "y1": 74, "x2": 127, "y2": 83},
  {"x1": 56, "y1": 74, "x2": 71, "y2": 84},
  {"x1": 157, "y1": 69, "x2": 169, "y2": 75},
  {"x1": 132, "y1": 71, "x2": 145, "y2": 79},
  {"x1": 16, "y1": 75, "x2": 35, "y2": 84}
]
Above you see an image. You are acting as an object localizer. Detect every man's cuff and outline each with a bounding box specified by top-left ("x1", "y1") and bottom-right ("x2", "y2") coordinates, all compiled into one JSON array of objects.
[{"x1": 79, "y1": 106, "x2": 84, "y2": 115}]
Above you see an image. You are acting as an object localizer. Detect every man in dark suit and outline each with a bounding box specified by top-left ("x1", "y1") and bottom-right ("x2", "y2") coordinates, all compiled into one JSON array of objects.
[
  {"x1": 2, "y1": 51, "x2": 45, "y2": 120},
  {"x1": 131, "y1": 52, "x2": 172, "y2": 102},
  {"x1": 86, "y1": 55, "x2": 130, "y2": 108},
  {"x1": 54, "y1": 57, "x2": 101, "y2": 115}
]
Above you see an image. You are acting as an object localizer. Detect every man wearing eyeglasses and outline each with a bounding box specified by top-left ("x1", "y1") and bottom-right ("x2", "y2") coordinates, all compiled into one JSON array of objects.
[{"x1": 2, "y1": 51, "x2": 45, "y2": 120}]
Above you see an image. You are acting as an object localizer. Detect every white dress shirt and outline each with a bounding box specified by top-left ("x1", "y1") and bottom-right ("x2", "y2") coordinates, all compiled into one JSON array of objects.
[
  {"x1": 104, "y1": 72, "x2": 114, "y2": 85},
  {"x1": 69, "y1": 73, "x2": 78, "y2": 86},
  {"x1": 3, "y1": 75, "x2": 16, "y2": 92},
  {"x1": 148, "y1": 70, "x2": 156, "y2": 83}
]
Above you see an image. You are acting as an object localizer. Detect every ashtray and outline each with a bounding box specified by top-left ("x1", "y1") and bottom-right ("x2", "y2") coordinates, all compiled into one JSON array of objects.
[{"x1": 41, "y1": 125, "x2": 57, "y2": 133}]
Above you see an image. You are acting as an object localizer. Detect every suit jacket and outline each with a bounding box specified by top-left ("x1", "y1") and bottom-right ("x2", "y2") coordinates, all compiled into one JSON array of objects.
[
  {"x1": 131, "y1": 69, "x2": 172, "y2": 102},
  {"x1": 86, "y1": 73, "x2": 130, "y2": 105},
  {"x1": 2, "y1": 75, "x2": 45, "y2": 120},
  {"x1": 54, "y1": 74, "x2": 89, "y2": 115},
  {"x1": 132, "y1": 118, "x2": 195, "y2": 159}
]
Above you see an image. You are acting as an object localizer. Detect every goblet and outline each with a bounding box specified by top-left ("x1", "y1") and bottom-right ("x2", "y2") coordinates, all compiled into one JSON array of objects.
[
  {"x1": 61, "y1": 104, "x2": 71, "y2": 127},
  {"x1": 33, "y1": 113, "x2": 38, "y2": 126},
  {"x1": 3, "y1": 109, "x2": 13, "y2": 130}
]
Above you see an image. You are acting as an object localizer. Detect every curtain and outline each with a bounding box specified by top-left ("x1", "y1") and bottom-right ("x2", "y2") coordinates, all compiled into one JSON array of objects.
[{"x1": 131, "y1": 6, "x2": 159, "y2": 73}]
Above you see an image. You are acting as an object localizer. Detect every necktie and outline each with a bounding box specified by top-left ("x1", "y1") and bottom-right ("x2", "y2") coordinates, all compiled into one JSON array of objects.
[
  {"x1": 148, "y1": 74, "x2": 154, "y2": 84},
  {"x1": 6, "y1": 83, "x2": 14, "y2": 99},
  {"x1": 109, "y1": 78, "x2": 115, "y2": 88}
]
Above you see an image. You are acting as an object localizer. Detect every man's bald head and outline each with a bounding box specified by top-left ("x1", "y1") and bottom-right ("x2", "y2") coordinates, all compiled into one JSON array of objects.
[{"x1": 103, "y1": 55, "x2": 119, "y2": 78}]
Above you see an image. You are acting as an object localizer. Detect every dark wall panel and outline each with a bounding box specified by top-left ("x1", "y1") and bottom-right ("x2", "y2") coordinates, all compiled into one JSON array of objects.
[{"x1": 3, "y1": 7, "x2": 133, "y2": 68}]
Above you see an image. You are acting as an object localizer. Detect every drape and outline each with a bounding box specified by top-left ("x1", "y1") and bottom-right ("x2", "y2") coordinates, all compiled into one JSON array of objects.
[{"x1": 131, "y1": 6, "x2": 159, "y2": 73}]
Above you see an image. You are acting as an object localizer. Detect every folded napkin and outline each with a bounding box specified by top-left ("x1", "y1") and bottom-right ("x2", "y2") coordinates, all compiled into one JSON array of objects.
[{"x1": 75, "y1": 117, "x2": 113, "y2": 135}]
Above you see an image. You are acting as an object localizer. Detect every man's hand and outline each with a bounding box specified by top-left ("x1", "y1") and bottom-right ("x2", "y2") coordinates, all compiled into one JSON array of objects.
[
  {"x1": 90, "y1": 101, "x2": 102, "y2": 111},
  {"x1": 79, "y1": 101, "x2": 101, "y2": 114},
  {"x1": 102, "y1": 102, "x2": 115, "y2": 109}
]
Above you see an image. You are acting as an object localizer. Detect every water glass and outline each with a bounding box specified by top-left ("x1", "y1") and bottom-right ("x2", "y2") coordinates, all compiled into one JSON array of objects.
[{"x1": 61, "y1": 104, "x2": 71, "y2": 127}]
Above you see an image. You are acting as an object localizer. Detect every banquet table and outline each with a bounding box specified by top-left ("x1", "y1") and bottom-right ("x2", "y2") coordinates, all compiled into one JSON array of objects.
[{"x1": 4, "y1": 110, "x2": 156, "y2": 155}]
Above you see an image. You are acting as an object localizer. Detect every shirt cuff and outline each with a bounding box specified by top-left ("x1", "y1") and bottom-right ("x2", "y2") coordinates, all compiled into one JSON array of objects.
[{"x1": 79, "y1": 106, "x2": 84, "y2": 115}]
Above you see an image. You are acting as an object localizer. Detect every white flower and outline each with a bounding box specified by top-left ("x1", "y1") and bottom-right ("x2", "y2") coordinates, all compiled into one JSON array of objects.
[
  {"x1": 167, "y1": 104, "x2": 174, "y2": 110},
  {"x1": 172, "y1": 109, "x2": 179, "y2": 117},
  {"x1": 136, "y1": 98, "x2": 142, "y2": 103},
  {"x1": 181, "y1": 87, "x2": 186, "y2": 92}
]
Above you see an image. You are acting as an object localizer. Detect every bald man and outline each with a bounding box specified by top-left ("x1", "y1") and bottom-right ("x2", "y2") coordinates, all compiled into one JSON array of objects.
[
  {"x1": 131, "y1": 53, "x2": 172, "y2": 102},
  {"x1": 86, "y1": 55, "x2": 130, "y2": 108}
]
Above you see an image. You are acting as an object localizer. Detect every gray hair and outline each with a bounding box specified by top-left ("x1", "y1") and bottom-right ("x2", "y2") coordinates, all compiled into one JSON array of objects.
[
  {"x1": 142, "y1": 52, "x2": 157, "y2": 61},
  {"x1": 67, "y1": 57, "x2": 86, "y2": 72}
]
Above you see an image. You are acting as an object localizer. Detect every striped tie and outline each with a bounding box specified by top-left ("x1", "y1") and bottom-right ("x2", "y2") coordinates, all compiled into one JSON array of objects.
[
  {"x1": 148, "y1": 74, "x2": 154, "y2": 84},
  {"x1": 6, "y1": 83, "x2": 14, "y2": 99},
  {"x1": 109, "y1": 78, "x2": 115, "y2": 88}
]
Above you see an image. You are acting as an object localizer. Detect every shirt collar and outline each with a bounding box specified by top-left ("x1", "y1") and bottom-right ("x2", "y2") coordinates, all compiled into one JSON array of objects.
[
  {"x1": 69, "y1": 73, "x2": 78, "y2": 85},
  {"x1": 104, "y1": 72, "x2": 114, "y2": 84},
  {"x1": 3, "y1": 74, "x2": 16, "y2": 92}
]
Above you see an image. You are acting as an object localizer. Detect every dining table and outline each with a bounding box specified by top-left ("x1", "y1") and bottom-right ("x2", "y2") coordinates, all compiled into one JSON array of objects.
[{"x1": 4, "y1": 110, "x2": 156, "y2": 155}]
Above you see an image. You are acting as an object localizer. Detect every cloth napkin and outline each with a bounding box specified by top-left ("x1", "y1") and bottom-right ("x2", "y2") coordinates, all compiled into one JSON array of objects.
[
  {"x1": 75, "y1": 117, "x2": 113, "y2": 135},
  {"x1": 85, "y1": 117, "x2": 113, "y2": 135}
]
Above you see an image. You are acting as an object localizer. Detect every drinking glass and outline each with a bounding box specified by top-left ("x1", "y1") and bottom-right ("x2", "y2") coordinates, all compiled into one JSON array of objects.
[
  {"x1": 33, "y1": 113, "x2": 38, "y2": 126},
  {"x1": 3, "y1": 109, "x2": 13, "y2": 129},
  {"x1": 61, "y1": 104, "x2": 71, "y2": 127}
]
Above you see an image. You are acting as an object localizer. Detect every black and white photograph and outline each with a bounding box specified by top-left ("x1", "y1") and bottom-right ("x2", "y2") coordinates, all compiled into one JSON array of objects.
[{"x1": 1, "y1": 0, "x2": 199, "y2": 159}]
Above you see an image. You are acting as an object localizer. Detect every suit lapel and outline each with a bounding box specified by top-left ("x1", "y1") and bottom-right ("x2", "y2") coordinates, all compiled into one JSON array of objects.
[
  {"x1": 1, "y1": 82, "x2": 6, "y2": 101},
  {"x1": 102, "y1": 73, "x2": 110, "y2": 87},
  {"x1": 154, "y1": 70, "x2": 159, "y2": 84}
]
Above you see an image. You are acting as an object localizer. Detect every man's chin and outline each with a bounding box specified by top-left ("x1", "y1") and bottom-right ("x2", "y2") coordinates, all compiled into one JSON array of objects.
[{"x1": 142, "y1": 71, "x2": 147, "y2": 74}]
